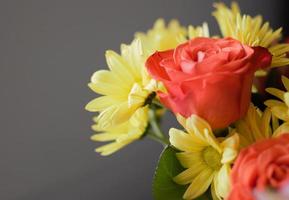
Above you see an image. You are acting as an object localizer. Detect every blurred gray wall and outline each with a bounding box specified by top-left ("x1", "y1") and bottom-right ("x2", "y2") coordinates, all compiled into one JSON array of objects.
[{"x1": 0, "y1": 0, "x2": 287, "y2": 199}]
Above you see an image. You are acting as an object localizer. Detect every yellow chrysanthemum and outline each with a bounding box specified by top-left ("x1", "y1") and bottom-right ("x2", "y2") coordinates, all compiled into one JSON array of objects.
[
  {"x1": 86, "y1": 39, "x2": 153, "y2": 129},
  {"x1": 235, "y1": 104, "x2": 273, "y2": 147},
  {"x1": 135, "y1": 18, "x2": 187, "y2": 54},
  {"x1": 135, "y1": 18, "x2": 211, "y2": 57},
  {"x1": 86, "y1": 39, "x2": 157, "y2": 155},
  {"x1": 235, "y1": 102, "x2": 289, "y2": 148},
  {"x1": 91, "y1": 106, "x2": 148, "y2": 156},
  {"x1": 169, "y1": 114, "x2": 239, "y2": 200},
  {"x1": 213, "y1": 2, "x2": 289, "y2": 71}
]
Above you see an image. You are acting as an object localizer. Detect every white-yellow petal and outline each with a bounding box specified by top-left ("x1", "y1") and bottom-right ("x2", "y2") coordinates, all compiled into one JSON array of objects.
[
  {"x1": 220, "y1": 133, "x2": 239, "y2": 163},
  {"x1": 213, "y1": 164, "x2": 231, "y2": 199},
  {"x1": 221, "y1": 147, "x2": 237, "y2": 164}
]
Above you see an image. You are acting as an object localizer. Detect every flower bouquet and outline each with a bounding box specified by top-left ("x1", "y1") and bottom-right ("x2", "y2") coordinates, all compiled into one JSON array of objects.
[{"x1": 86, "y1": 2, "x2": 289, "y2": 200}]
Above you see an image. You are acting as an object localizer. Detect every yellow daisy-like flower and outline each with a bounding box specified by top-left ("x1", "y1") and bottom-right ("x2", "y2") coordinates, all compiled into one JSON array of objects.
[
  {"x1": 135, "y1": 18, "x2": 211, "y2": 56},
  {"x1": 86, "y1": 39, "x2": 157, "y2": 155},
  {"x1": 86, "y1": 39, "x2": 153, "y2": 130},
  {"x1": 213, "y1": 2, "x2": 289, "y2": 70},
  {"x1": 135, "y1": 18, "x2": 187, "y2": 54},
  {"x1": 169, "y1": 114, "x2": 239, "y2": 200},
  {"x1": 235, "y1": 102, "x2": 289, "y2": 148},
  {"x1": 91, "y1": 106, "x2": 148, "y2": 156},
  {"x1": 235, "y1": 104, "x2": 273, "y2": 147}
]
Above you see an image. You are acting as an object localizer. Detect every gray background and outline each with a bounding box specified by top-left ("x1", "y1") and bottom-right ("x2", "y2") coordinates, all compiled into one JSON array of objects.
[{"x1": 1, "y1": 0, "x2": 288, "y2": 199}]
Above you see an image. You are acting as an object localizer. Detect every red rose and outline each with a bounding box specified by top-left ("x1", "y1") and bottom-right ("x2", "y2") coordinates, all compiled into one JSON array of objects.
[
  {"x1": 146, "y1": 37, "x2": 272, "y2": 129},
  {"x1": 228, "y1": 134, "x2": 289, "y2": 200}
]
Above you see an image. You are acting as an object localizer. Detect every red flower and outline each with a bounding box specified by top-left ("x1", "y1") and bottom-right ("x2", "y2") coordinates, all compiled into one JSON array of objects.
[
  {"x1": 146, "y1": 37, "x2": 272, "y2": 129},
  {"x1": 228, "y1": 134, "x2": 289, "y2": 200}
]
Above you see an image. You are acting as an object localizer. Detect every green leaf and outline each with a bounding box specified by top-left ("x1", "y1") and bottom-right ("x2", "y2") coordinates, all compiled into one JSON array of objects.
[
  {"x1": 153, "y1": 146, "x2": 187, "y2": 200},
  {"x1": 153, "y1": 146, "x2": 213, "y2": 200}
]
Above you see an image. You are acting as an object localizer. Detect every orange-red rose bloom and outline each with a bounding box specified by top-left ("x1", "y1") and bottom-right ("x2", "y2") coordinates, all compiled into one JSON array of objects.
[
  {"x1": 146, "y1": 37, "x2": 272, "y2": 129},
  {"x1": 228, "y1": 134, "x2": 289, "y2": 200}
]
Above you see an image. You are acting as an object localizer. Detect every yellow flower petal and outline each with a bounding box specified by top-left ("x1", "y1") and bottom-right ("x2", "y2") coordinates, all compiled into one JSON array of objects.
[
  {"x1": 105, "y1": 50, "x2": 136, "y2": 84},
  {"x1": 271, "y1": 106, "x2": 289, "y2": 121},
  {"x1": 91, "y1": 133, "x2": 124, "y2": 142},
  {"x1": 85, "y1": 96, "x2": 119, "y2": 112},
  {"x1": 120, "y1": 39, "x2": 145, "y2": 78},
  {"x1": 169, "y1": 128, "x2": 206, "y2": 152},
  {"x1": 284, "y1": 93, "x2": 289, "y2": 107},
  {"x1": 135, "y1": 18, "x2": 187, "y2": 53},
  {"x1": 236, "y1": 104, "x2": 273, "y2": 147},
  {"x1": 96, "y1": 102, "x2": 139, "y2": 129},
  {"x1": 176, "y1": 152, "x2": 203, "y2": 168},
  {"x1": 88, "y1": 70, "x2": 128, "y2": 96},
  {"x1": 220, "y1": 133, "x2": 239, "y2": 163},
  {"x1": 128, "y1": 83, "x2": 150, "y2": 108},
  {"x1": 266, "y1": 88, "x2": 285, "y2": 101},
  {"x1": 282, "y1": 76, "x2": 289, "y2": 91},
  {"x1": 273, "y1": 122, "x2": 289, "y2": 137},
  {"x1": 183, "y1": 169, "x2": 214, "y2": 200},
  {"x1": 211, "y1": 180, "x2": 220, "y2": 200},
  {"x1": 213, "y1": 164, "x2": 231, "y2": 199},
  {"x1": 176, "y1": 114, "x2": 187, "y2": 128},
  {"x1": 188, "y1": 22, "x2": 210, "y2": 39},
  {"x1": 186, "y1": 115, "x2": 213, "y2": 137},
  {"x1": 260, "y1": 108, "x2": 272, "y2": 138},
  {"x1": 264, "y1": 99, "x2": 285, "y2": 108},
  {"x1": 221, "y1": 147, "x2": 237, "y2": 164},
  {"x1": 95, "y1": 141, "x2": 130, "y2": 156},
  {"x1": 173, "y1": 160, "x2": 206, "y2": 185}
]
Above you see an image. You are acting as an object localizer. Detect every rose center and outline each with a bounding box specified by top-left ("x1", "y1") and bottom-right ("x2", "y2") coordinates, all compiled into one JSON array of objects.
[
  {"x1": 269, "y1": 164, "x2": 289, "y2": 184},
  {"x1": 180, "y1": 51, "x2": 206, "y2": 74},
  {"x1": 196, "y1": 51, "x2": 205, "y2": 62},
  {"x1": 202, "y1": 146, "x2": 222, "y2": 170}
]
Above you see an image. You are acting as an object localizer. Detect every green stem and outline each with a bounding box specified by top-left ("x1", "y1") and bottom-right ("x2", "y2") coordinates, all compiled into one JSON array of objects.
[
  {"x1": 147, "y1": 133, "x2": 169, "y2": 146},
  {"x1": 152, "y1": 100, "x2": 164, "y2": 108},
  {"x1": 148, "y1": 109, "x2": 169, "y2": 146}
]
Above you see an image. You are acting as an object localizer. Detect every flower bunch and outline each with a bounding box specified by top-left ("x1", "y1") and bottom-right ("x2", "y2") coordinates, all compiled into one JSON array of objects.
[{"x1": 86, "y1": 2, "x2": 289, "y2": 200}]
